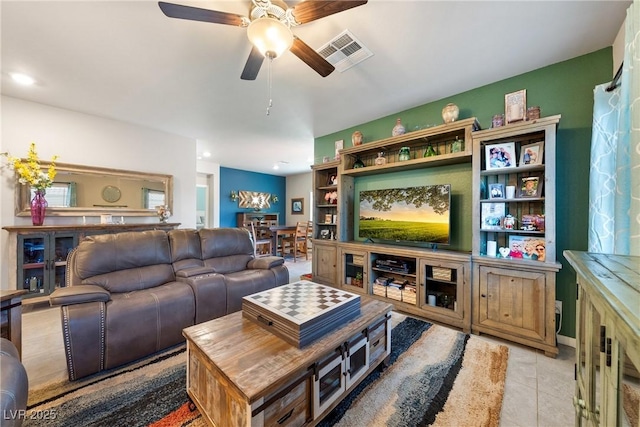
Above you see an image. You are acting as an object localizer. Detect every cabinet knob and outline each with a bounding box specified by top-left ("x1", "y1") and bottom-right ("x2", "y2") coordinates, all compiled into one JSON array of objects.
[{"x1": 481, "y1": 294, "x2": 486, "y2": 298}]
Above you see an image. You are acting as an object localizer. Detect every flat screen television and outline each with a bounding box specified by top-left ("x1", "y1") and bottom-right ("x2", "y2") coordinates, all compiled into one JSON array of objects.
[{"x1": 358, "y1": 184, "x2": 451, "y2": 245}]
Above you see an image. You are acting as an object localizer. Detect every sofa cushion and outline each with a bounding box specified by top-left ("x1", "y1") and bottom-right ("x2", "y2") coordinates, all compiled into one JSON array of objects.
[
  {"x1": 169, "y1": 229, "x2": 204, "y2": 272},
  {"x1": 224, "y1": 269, "x2": 278, "y2": 313},
  {"x1": 104, "y1": 281, "x2": 195, "y2": 369},
  {"x1": 74, "y1": 230, "x2": 172, "y2": 276},
  {"x1": 0, "y1": 338, "x2": 28, "y2": 427},
  {"x1": 200, "y1": 228, "x2": 254, "y2": 274},
  {"x1": 82, "y1": 264, "x2": 175, "y2": 294}
]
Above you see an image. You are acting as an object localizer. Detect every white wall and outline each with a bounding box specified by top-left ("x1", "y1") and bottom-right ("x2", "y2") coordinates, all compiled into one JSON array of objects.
[
  {"x1": 0, "y1": 96, "x2": 197, "y2": 289},
  {"x1": 286, "y1": 172, "x2": 312, "y2": 225},
  {"x1": 613, "y1": 15, "x2": 626, "y2": 74}
]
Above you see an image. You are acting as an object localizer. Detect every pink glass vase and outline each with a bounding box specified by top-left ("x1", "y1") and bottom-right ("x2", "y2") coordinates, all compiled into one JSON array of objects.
[{"x1": 30, "y1": 190, "x2": 48, "y2": 226}]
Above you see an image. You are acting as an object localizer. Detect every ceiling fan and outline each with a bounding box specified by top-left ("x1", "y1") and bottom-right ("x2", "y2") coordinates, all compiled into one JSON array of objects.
[{"x1": 158, "y1": 0, "x2": 368, "y2": 80}]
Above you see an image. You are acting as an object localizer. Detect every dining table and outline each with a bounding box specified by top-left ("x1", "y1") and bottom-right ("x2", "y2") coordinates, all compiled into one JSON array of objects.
[{"x1": 269, "y1": 225, "x2": 296, "y2": 256}]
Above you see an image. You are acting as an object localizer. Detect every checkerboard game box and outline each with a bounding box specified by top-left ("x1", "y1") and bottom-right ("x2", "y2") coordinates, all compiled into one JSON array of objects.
[{"x1": 242, "y1": 281, "x2": 361, "y2": 348}]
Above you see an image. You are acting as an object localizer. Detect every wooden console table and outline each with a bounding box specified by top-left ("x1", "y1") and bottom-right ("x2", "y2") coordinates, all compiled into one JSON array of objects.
[
  {"x1": 1, "y1": 290, "x2": 28, "y2": 359},
  {"x1": 183, "y1": 295, "x2": 392, "y2": 427},
  {"x1": 564, "y1": 251, "x2": 639, "y2": 426}
]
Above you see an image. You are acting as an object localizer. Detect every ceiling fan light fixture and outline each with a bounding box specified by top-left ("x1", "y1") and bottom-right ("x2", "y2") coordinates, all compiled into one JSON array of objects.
[{"x1": 247, "y1": 17, "x2": 293, "y2": 58}]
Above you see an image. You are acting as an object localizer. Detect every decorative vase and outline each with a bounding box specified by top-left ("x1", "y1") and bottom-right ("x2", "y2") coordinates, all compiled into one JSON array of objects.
[
  {"x1": 30, "y1": 190, "x2": 48, "y2": 226},
  {"x1": 351, "y1": 131, "x2": 363, "y2": 146},
  {"x1": 424, "y1": 144, "x2": 437, "y2": 157},
  {"x1": 374, "y1": 152, "x2": 387, "y2": 166},
  {"x1": 353, "y1": 157, "x2": 365, "y2": 168},
  {"x1": 398, "y1": 147, "x2": 411, "y2": 161},
  {"x1": 492, "y1": 114, "x2": 505, "y2": 128},
  {"x1": 392, "y1": 118, "x2": 406, "y2": 136},
  {"x1": 442, "y1": 103, "x2": 459, "y2": 123}
]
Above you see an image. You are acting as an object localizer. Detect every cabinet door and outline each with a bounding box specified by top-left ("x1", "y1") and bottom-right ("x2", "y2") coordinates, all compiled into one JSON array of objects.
[
  {"x1": 312, "y1": 243, "x2": 337, "y2": 285},
  {"x1": 477, "y1": 265, "x2": 547, "y2": 341},
  {"x1": 18, "y1": 234, "x2": 48, "y2": 296},
  {"x1": 49, "y1": 232, "x2": 78, "y2": 293}
]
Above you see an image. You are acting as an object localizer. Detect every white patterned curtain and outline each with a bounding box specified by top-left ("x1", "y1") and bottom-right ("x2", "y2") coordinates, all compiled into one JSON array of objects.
[{"x1": 588, "y1": 1, "x2": 640, "y2": 256}]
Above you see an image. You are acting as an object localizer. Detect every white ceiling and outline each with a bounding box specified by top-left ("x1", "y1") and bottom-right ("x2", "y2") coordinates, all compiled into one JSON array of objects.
[{"x1": 1, "y1": 0, "x2": 630, "y2": 176}]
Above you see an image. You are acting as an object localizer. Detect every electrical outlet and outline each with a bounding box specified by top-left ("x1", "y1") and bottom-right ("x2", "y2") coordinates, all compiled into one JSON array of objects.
[{"x1": 555, "y1": 300, "x2": 562, "y2": 315}]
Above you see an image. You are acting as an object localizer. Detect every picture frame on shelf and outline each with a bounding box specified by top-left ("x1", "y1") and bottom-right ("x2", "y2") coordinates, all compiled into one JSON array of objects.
[
  {"x1": 517, "y1": 174, "x2": 544, "y2": 198},
  {"x1": 481, "y1": 202, "x2": 505, "y2": 230},
  {"x1": 519, "y1": 141, "x2": 544, "y2": 166},
  {"x1": 508, "y1": 235, "x2": 546, "y2": 261},
  {"x1": 489, "y1": 183, "x2": 505, "y2": 199},
  {"x1": 291, "y1": 198, "x2": 304, "y2": 215},
  {"x1": 485, "y1": 142, "x2": 517, "y2": 170},
  {"x1": 324, "y1": 214, "x2": 332, "y2": 224},
  {"x1": 505, "y1": 89, "x2": 526, "y2": 124},
  {"x1": 334, "y1": 140, "x2": 344, "y2": 160}
]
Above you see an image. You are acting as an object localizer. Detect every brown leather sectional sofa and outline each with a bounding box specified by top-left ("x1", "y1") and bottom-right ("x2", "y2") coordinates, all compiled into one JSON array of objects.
[{"x1": 49, "y1": 227, "x2": 289, "y2": 380}]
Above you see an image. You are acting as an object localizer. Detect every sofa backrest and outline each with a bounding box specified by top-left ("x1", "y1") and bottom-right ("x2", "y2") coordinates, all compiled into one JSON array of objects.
[
  {"x1": 168, "y1": 228, "x2": 204, "y2": 271},
  {"x1": 199, "y1": 228, "x2": 254, "y2": 274},
  {"x1": 71, "y1": 230, "x2": 175, "y2": 293}
]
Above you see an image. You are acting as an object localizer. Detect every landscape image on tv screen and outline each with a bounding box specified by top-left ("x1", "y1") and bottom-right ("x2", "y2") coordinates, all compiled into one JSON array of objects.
[{"x1": 358, "y1": 184, "x2": 451, "y2": 244}]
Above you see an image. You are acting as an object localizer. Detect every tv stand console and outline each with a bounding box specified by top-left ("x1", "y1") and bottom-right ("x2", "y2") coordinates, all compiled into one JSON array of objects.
[{"x1": 337, "y1": 241, "x2": 471, "y2": 333}]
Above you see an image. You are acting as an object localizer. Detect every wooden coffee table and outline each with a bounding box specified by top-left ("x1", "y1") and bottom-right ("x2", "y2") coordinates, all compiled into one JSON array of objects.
[{"x1": 183, "y1": 293, "x2": 392, "y2": 427}]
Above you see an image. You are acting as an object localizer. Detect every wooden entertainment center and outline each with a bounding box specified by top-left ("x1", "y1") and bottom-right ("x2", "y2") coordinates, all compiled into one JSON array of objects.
[{"x1": 311, "y1": 115, "x2": 562, "y2": 356}]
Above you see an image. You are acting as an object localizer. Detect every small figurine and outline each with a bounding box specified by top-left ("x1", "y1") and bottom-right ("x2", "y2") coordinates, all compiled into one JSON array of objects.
[
  {"x1": 503, "y1": 214, "x2": 516, "y2": 229},
  {"x1": 374, "y1": 152, "x2": 387, "y2": 166}
]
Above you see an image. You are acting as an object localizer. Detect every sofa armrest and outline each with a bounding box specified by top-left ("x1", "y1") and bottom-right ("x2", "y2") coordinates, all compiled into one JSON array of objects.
[
  {"x1": 175, "y1": 266, "x2": 216, "y2": 278},
  {"x1": 49, "y1": 285, "x2": 111, "y2": 307},
  {"x1": 247, "y1": 256, "x2": 285, "y2": 270}
]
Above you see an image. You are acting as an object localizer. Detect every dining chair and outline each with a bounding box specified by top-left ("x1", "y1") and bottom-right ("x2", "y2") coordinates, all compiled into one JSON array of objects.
[
  {"x1": 243, "y1": 222, "x2": 272, "y2": 257},
  {"x1": 282, "y1": 222, "x2": 309, "y2": 262}
]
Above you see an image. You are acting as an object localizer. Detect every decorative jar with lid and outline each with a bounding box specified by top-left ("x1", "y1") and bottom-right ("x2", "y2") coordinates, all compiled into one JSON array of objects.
[
  {"x1": 398, "y1": 147, "x2": 411, "y2": 161},
  {"x1": 451, "y1": 136, "x2": 464, "y2": 153},
  {"x1": 374, "y1": 152, "x2": 387, "y2": 165},
  {"x1": 392, "y1": 118, "x2": 406, "y2": 136}
]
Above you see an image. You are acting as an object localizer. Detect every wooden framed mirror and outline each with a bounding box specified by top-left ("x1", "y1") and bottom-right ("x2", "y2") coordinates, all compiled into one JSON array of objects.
[{"x1": 14, "y1": 161, "x2": 173, "y2": 217}]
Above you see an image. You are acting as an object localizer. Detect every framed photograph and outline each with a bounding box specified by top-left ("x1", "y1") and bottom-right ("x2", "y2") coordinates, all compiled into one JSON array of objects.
[
  {"x1": 489, "y1": 183, "x2": 505, "y2": 199},
  {"x1": 508, "y1": 235, "x2": 546, "y2": 261},
  {"x1": 505, "y1": 89, "x2": 526, "y2": 124},
  {"x1": 485, "y1": 142, "x2": 517, "y2": 170},
  {"x1": 334, "y1": 139, "x2": 344, "y2": 160},
  {"x1": 481, "y1": 202, "x2": 505, "y2": 230},
  {"x1": 519, "y1": 141, "x2": 544, "y2": 166},
  {"x1": 517, "y1": 174, "x2": 544, "y2": 198},
  {"x1": 291, "y1": 197, "x2": 304, "y2": 215},
  {"x1": 324, "y1": 214, "x2": 332, "y2": 224}
]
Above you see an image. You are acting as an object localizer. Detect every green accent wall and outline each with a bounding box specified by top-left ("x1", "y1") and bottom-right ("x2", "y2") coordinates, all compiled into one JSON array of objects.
[{"x1": 315, "y1": 48, "x2": 613, "y2": 338}]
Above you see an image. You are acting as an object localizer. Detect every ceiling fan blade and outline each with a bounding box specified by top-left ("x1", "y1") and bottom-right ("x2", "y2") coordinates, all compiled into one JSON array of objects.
[
  {"x1": 241, "y1": 46, "x2": 265, "y2": 80},
  {"x1": 290, "y1": 36, "x2": 335, "y2": 78},
  {"x1": 158, "y1": 1, "x2": 245, "y2": 26},
  {"x1": 291, "y1": 1, "x2": 368, "y2": 24}
]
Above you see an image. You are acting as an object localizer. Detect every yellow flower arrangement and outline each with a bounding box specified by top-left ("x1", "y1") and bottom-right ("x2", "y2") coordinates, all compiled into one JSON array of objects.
[{"x1": 1, "y1": 142, "x2": 59, "y2": 192}]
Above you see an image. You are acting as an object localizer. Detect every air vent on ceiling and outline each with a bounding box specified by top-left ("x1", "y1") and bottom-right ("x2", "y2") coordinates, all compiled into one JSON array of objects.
[{"x1": 317, "y1": 30, "x2": 373, "y2": 73}]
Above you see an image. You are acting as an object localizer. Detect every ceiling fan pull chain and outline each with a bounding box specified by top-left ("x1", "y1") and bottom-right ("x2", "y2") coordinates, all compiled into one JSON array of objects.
[{"x1": 266, "y1": 54, "x2": 273, "y2": 116}]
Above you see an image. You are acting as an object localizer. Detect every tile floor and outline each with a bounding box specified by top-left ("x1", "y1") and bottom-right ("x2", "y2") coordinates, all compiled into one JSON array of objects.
[{"x1": 20, "y1": 258, "x2": 577, "y2": 426}]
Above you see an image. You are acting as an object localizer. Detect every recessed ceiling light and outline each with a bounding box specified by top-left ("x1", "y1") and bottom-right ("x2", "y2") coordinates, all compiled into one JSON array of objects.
[
  {"x1": 273, "y1": 164, "x2": 279, "y2": 170},
  {"x1": 10, "y1": 73, "x2": 35, "y2": 86},
  {"x1": 203, "y1": 151, "x2": 211, "y2": 157}
]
